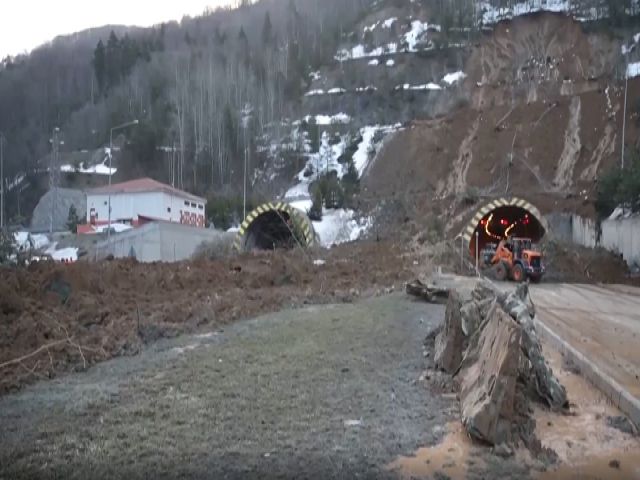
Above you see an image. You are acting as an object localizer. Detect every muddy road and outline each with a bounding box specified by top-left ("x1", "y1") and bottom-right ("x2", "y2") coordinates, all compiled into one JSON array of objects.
[{"x1": 0, "y1": 295, "x2": 456, "y2": 480}]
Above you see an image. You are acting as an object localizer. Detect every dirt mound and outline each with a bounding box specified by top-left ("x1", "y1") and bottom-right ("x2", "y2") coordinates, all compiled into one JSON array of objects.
[
  {"x1": 0, "y1": 240, "x2": 415, "y2": 395},
  {"x1": 542, "y1": 240, "x2": 635, "y2": 284}
]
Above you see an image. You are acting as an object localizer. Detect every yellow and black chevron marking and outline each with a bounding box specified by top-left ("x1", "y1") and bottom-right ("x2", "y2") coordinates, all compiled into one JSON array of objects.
[
  {"x1": 461, "y1": 197, "x2": 549, "y2": 248},
  {"x1": 233, "y1": 202, "x2": 316, "y2": 252}
]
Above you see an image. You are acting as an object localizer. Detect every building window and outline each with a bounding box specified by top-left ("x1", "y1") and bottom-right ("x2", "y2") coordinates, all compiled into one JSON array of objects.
[
  {"x1": 191, "y1": 202, "x2": 196, "y2": 208},
  {"x1": 184, "y1": 201, "x2": 189, "y2": 206},
  {"x1": 167, "y1": 207, "x2": 171, "y2": 213},
  {"x1": 104, "y1": 201, "x2": 108, "y2": 206},
  {"x1": 198, "y1": 204, "x2": 204, "y2": 210}
]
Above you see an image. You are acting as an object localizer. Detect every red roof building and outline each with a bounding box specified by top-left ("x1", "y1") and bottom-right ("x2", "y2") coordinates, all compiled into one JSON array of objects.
[{"x1": 85, "y1": 177, "x2": 207, "y2": 231}]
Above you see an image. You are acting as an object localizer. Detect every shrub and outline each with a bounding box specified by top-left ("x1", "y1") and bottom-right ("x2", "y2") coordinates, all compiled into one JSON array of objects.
[
  {"x1": 193, "y1": 234, "x2": 235, "y2": 260},
  {"x1": 308, "y1": 188, "x2": 323, "y2": 221},
  {"x1": 0, "y1": 230, "x2": 15, "y2": 264},
  {"x1": 596, "y1": 146, "x2": 640, "y2": 219},
  {"x1": 206, "y1": 195, "x2": 262, "y2": 230},
  {"x1": 67, "y1": 205, "x2": 80, "y2": 234}
]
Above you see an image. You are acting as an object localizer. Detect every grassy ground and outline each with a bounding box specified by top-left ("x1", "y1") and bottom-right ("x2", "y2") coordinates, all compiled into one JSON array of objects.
[{"x1": 0, "y1": 295, "x2": 454, "y2": 480}]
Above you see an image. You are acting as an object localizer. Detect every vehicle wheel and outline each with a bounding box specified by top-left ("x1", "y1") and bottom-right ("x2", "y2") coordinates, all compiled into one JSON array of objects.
[
  {"x1": 494, "y1": 262, "x2": 508, "y2": 282},
  {"x1": 512, "y1": 264, "x2": 525, "y2": 283}
]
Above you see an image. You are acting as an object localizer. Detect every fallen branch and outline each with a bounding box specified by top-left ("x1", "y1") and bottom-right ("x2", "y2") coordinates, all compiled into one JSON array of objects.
[
  {"x1": 406, "y1": 280, "x2": 450, "y2": 304},
  {"x1": 0, "y1": 340, "x2": 67, "y2": 370},
  {"x1": 533, "y1": 102, "x2": 558, "y2": 129},
  {"x1": 495, "y1": 106, "x2": 516, "y2": 131}
]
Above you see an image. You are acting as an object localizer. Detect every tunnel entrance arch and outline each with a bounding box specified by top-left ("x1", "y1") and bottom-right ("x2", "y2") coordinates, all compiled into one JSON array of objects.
[
  {"x1": 461, "y1": 197, "x2": 549, "y2": 259},
  {"x1": 233, "y1": 202, "x2": 316, "y2": 252}
]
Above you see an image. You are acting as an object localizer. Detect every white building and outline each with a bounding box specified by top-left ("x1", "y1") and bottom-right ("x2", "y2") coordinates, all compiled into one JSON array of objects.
[{"x1": 86, "y1": 178, "x2": 207, "y2": 229}]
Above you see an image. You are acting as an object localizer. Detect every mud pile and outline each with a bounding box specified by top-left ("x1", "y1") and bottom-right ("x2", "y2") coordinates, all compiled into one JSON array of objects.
[
  {"x1": 542, "y1": 240, "x2": 635, "y2": 284},
  {"x1": 0, "y1": 240, "x2": 414, "y2": 395},
  {"x1": 434, "y1": 281, "x2": 567, "y2": 452}
]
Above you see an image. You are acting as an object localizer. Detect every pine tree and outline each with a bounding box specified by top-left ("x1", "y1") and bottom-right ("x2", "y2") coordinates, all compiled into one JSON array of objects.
[
  {"x1": 105, "y1": 31, "x2": 121, "y2": 89},
  {"x1": 66, "y1": 205, "x2": 80, "y2": 233},
  {"x1": 92, "y1": 40, "x2": 106, "y2": 94},
  {"x1": 238, "y1": 26, "x2": 250, "y2": 65},
  {"x1": 262, "y1": 12, "x2": 274, "y2": 46},
  {"x1": 223, "y1": 104, "x2": 238, "y2": 159}
]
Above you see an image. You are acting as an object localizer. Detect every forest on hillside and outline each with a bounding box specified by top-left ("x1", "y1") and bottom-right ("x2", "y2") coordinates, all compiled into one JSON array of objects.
[
  {"x1": 0, "y1": 0, "x2": 374, "y2": 223},
  {"x1": 0, "y1": 0, "x2": 638, "y2": 224}
]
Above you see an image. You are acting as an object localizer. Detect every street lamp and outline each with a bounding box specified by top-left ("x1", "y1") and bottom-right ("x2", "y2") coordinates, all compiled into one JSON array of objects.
[{"x1": 107, "y1": 120, "x2": 139, "y2": 241}]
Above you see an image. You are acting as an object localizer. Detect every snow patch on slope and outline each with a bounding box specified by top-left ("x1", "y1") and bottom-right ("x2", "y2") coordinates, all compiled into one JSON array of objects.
[
  {"x1": 627, "y1": 62, "x2": 640, "y2": 79},
  {"x1": 284, "y1": 125, "x2": 399, "y2": 247},
  {"x1": 60, "y1": 158, "x2": 116, "y2": 176},
  {"x1": 443, "y1": 71, "x2": 467, "y2": 85},
  {"x1": 302, "y1": 113, "x2": 351, "y2": 125},
  {"x1": 480, "y1": 0, "x2": 572, "y2": 25},
  {"x1": 313, "y1": 209, "x2": 373, "y2": 247}
]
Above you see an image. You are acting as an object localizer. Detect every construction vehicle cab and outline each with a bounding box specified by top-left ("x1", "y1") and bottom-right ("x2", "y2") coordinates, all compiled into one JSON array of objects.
[{"x1": 490, "y1": 237, "x2": 545, "y2": 283}]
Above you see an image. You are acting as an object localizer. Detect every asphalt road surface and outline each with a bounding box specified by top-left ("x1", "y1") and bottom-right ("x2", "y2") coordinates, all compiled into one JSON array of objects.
[{"x1": 531, "y1": 283, "x2": 640, "y2": 399}]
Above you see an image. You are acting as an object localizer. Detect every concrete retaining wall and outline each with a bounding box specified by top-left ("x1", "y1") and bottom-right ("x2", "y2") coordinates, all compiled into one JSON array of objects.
[
  {"x1": 602, "y1": 216, "x2": 640, "y2": 266},
  {"x1": 92, "y1": 222, "x2": 234, "y2": 263},
  {"x1": 572, "y1": 215, "x2": 598, "y2": 248},
  {"x1": 546, "y1": 212, "x2": 639, "y2": 267}
]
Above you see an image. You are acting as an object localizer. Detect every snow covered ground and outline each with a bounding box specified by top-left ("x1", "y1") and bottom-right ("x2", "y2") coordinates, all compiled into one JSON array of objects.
[
  {"x1": 335, "y1": 19, "x2": 439, "y2": 62},
  {"x1": 627, "y1": 62, "x2": 640, "y2": 79},
  {"x1": 395, "y1": 83, "x2": 442, "y2": 91},
  {"x1": 480, "y1": 0, "x2": 572, "y2": 25},
  {"x1": 93, "y1": 223, "x2": 133, "y2": 234},
  {"x1": 302, "y1": 113, "x2": 351, "y2": 125},
  {"x1": 46, "y1": 246, "x2": 79, "y2": 262},
  {"x1": 442, "y1": 71, "x2": 467, "y2": 85},
  {"x1": 312, "y1": 209, "x2": 373, "y2": 246},
  {"x1": 14, "y1": 232, "x2": 50, "y2": 251},
  {"x1": 12, "y1": 232, "x2": 79, "y2": 262},
  {"x1": 60, "y1": 158, "x2": 116, "y2": 176}
]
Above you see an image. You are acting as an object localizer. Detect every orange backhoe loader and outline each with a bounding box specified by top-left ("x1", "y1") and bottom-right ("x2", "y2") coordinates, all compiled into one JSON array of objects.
[{"x1": 489, "y1": 237, "x2": 545, "y2": 283}]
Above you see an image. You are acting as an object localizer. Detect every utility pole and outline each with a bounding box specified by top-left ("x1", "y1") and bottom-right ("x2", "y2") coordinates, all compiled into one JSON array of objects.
[
  {"x1": 108, "y1": 120, "x2": 138, "y2": 242},
  {"x1": 0, "y1": 132, "x2": 4, "y2": 230},
  {"x1": 622, "y1": 52, "x2": 629, "y2": 170},
  {"x1": 49, "y1": 128, "x2": 62, "y2": 234},
  {"x1": 241, "y1": 110, "x2": 250, "y2": 220},
  {"x1": 243, "y1": 122, "x2": 247, "y2": 219}
]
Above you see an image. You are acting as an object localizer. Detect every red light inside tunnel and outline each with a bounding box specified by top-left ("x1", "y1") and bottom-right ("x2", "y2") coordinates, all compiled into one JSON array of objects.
[{"x1": 500, "y1": 219, "x2": 508, "y2": 226}]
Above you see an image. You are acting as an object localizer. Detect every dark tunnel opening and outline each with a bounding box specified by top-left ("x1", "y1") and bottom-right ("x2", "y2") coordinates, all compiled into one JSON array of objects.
[
  {"x1": 469, "y1": 206, "x2": 546, "y2": 259},
  {"x1": 244, "y1": 211, "x2": 300, "y2": 251}
]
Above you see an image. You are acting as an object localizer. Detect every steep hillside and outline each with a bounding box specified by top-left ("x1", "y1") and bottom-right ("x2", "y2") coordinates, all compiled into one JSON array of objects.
[
  {"x1": 361, "y1": 11, "x2": 640, "y2": 239},
  {"x1": 2, "y1": 0, "x2": 640, "y2": 230}
]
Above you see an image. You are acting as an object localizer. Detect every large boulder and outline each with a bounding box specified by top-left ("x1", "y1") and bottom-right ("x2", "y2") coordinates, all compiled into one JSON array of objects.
[
  {"x1": 459, "y1": 303, "x2": 522, "y2": 445},
  {"x1": 434, "y1": 290, "x2": 465, "y2": 374},
  {"x1": 500, "y1": 284, "x2": 568, "y2": 410}
]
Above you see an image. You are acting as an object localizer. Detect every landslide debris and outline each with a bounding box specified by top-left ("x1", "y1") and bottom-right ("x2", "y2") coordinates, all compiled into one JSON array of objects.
[
  {"x1": 0, "y1": 240, "x2": 413, "y2": 395},
  {"x1": 432, "y1": 280, "x2": 567, "y2": 455}
]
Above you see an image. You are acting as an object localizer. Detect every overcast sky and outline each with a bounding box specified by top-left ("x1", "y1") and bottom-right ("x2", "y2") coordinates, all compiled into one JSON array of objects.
[{"x1": 1, "y1": 1, "x2": 232, "y2": 58}]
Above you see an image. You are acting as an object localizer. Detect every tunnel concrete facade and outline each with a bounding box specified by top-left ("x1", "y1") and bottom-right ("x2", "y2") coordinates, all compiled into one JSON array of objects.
[
  {"x1": 461, "y1": 197, "x2": 549, "y2": 257},
  {"x1": 233, "y1": 202, "x2": 316, "y2": 252}
]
